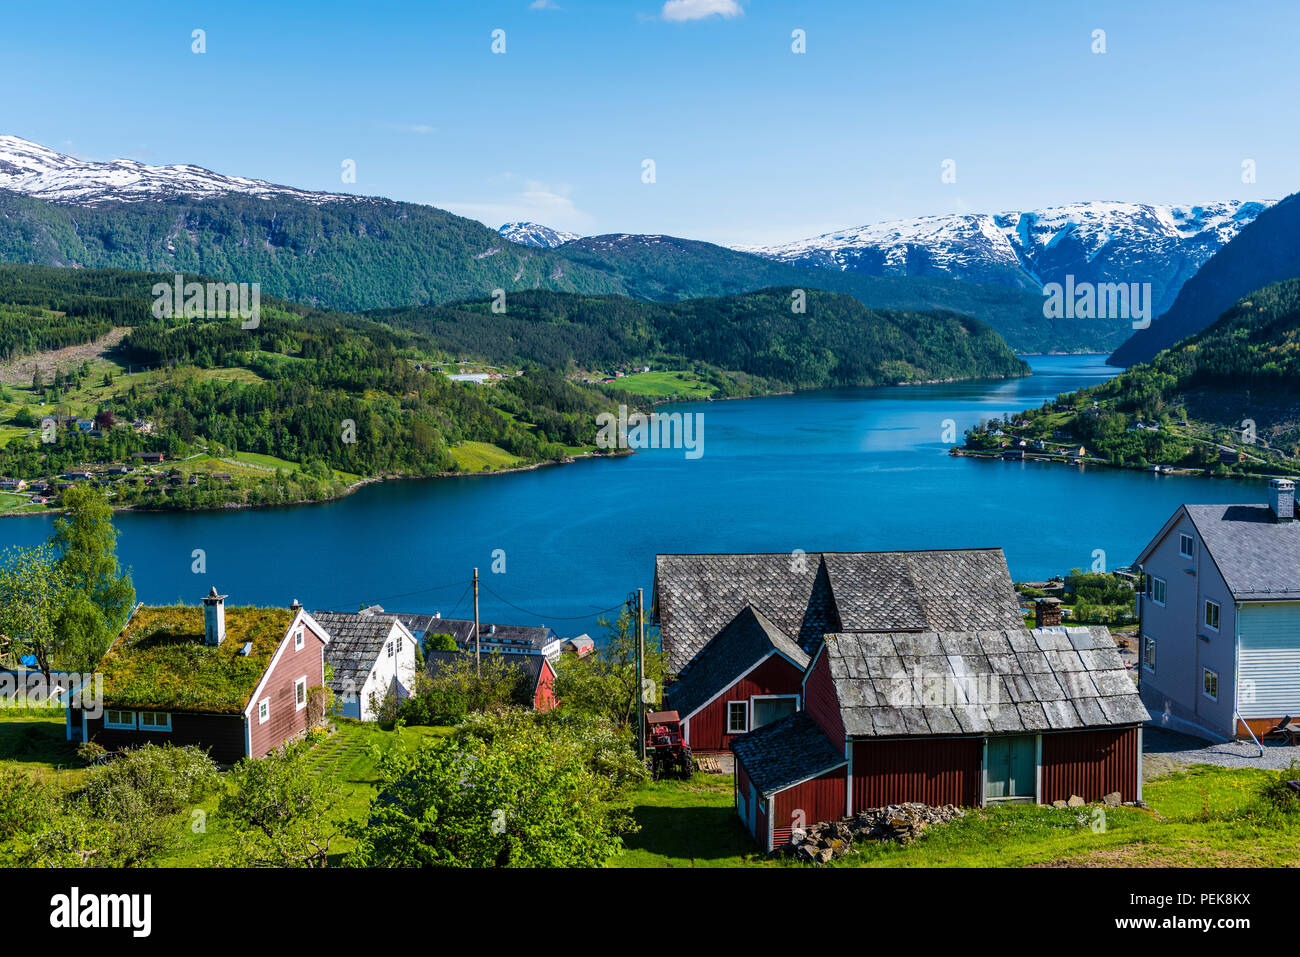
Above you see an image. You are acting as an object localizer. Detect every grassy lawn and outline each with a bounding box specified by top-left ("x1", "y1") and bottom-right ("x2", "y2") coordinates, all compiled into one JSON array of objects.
[
  {"x1": 604, "y1": 370, "x2": 715, "y2": 400},
  {"x1": 451, "y1": 440, "x2": 524, "y2": 472},
  {"x1": 617, "y1": 763, "x2": 1300, "y2": 868}
]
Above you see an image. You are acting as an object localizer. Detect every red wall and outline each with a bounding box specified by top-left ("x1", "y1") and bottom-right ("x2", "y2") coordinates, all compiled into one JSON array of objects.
[
  {"x1": 771, "y1": 764, "x2": 848, "y2": 850},
  {"x1": 684, "y1": 654, "x2": 803, "y2": 752},
  {"x1": 247, "y1": 617, "x2": 327, "y2": 759},
  {"x1": 852, "y1": 738, "x2": 983, "y2": 810},
  {"x1": 803, "y1": 651, "x2": 845, "y2": 744},
  {"x1": 534, "y1": 659, "x2": 557, "y2": 711},
  {"x1": 1041, "y1": 727, "x2": 1141, "y2": 804}
]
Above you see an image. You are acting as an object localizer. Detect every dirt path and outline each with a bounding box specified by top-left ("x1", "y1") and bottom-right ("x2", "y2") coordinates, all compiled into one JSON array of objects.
[{"x1": 0, "y1": 327, "x2": 131, "y2": 387}]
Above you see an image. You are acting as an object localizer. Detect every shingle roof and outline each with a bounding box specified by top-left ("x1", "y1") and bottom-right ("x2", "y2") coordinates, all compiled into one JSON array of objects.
[
  {"x1": 820, "y1": 625, "x2": 1148, "y2": 738},
  {"x1": 1184, "y1": 504, "x2": 1300, "y2": 600},
  {"x1": 311, "y1": 611, "x2": 405, "y2": 694},
  {"x1": 653, "y1": 549, "x2": 1023, "y2": 672},
  {"x1": 424, "y1": 649, "x2": 547, "y2": 704},
  {"x1": 666, "y1": 606, "x2": 810, "y2": 719},
  {"x1": 391, "y1": 613, "x2": 553, "y2": 653},
  {"x1": 730, "y1": 711, "x2": 847, "y2": 796}
]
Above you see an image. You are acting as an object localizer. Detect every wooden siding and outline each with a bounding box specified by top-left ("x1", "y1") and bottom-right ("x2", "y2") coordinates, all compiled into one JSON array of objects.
[
  {"x1": 86, "y1": 711, "x2": 247, "y2": 765},
  {"x1": 247, "y1": 618, "x2": 327, "y2": 759},
  {"x1": 852, "y1": 738, "x2": 982, "y2": 809},
  {"x1": 803, "y1": 650, "x2": 845, "y2": 744},
  {"x1": 771, "y1": 765, "x2": 848, "y2": 851},
  {"x1": 1040, "y1": 727, "x2": 1141, "y2": 804},
  {"x1": 684, "y1": 654, "x2": 803, "y2": 752},
  {"x1": 534, "y1": 659, "x2": 557, "y2": 711},
  {"x1": 1238, "y1": 602, "x2": 1300, "y2": 720}
]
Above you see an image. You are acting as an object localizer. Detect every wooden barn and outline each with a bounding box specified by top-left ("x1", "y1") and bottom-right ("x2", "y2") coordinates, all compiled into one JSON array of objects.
[
  {"x1": 69, "y1": 588, "x2": 330, "y2": 764},
  {"x1": 732, "y1": 625, "x2": 1149, "y2": 852},
  {"x1": 653, "y1": 549, "x2": 1027, "y2": 753}
]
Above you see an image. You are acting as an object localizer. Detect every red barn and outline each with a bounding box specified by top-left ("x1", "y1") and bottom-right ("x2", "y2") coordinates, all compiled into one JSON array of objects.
[
  {"x1": 733, "y1": 625, "x2": 1150, "y2": 852},
  {"x1": 664, "y1": 606, "x2": 809, "y2": 752},
  {"x1": 69, "y1": 588, "x2": 330, "y2": 764}
]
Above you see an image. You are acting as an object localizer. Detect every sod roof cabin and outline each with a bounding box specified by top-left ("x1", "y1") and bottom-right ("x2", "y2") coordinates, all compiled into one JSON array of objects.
[{"x1": 68, "y1": 588, "x2": 330, "y2": 763}]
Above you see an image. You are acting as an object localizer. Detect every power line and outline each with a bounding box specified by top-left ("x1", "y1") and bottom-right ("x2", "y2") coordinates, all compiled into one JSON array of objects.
[
  {"x1": 480, "y1": 581, "x2": 629, "y2": 622},
  {"x1": 317, "y1": 578, "x2": 468, "y2": 612}
]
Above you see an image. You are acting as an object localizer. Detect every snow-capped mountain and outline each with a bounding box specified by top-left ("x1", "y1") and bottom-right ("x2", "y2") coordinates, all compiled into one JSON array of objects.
[
  {"x1": 0, "y1": 135, "x2": 355, "y2": 206},
  {"x1": 741, "y1": 201, "x2": 1275, "y2": 317},
  {"x1": 498, "y1": 221, "x2": 579, "y2": 248}
]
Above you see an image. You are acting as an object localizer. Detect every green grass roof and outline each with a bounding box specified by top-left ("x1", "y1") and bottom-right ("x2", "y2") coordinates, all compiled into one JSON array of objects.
[{"x1": 98, "y1": 605, "x2": 296, "y2": 714}]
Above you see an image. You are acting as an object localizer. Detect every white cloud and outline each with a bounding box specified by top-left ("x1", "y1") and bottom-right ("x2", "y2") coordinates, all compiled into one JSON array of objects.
[
  {"x1": 660, "y1": 0, "x2": 742, "y2": 22},
  {"x1": 439, "y1": 179, "x2": 593, "y2": 233}
]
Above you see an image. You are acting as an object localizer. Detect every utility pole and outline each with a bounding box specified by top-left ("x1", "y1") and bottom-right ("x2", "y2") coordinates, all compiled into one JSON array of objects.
[
  {"x1": 636, "y1": 588, "x2": 646, "y2": 762},
  {"x1": 473, "y1": 567, "x2": 480, "y2": 675}
]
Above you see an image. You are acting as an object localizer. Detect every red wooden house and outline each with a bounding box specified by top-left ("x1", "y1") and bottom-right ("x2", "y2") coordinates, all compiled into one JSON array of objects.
[
  {"x1": 653, "y1": 549, "x2": 1028, "y2": 753},
  {"x1": 69, "y1": 588, "x2": 330, "y2": 764},
  {"x1": 732, "y1": 625, "x2": 1149, "y2": 852}
]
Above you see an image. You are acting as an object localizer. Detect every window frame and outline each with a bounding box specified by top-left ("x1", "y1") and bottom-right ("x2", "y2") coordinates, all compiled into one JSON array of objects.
[
  {"x1": 294, "y1": 626, "x2": 305, "y2": 651},
  {"x1": 1202, "y1": 668, "x2": 1219, "y2": 701},
  {"x1": 294, "y1": 676, "x2": 308, "y2": 711},
  {"x1": 1179, "y1": 533, "x2": 1195, "y2": 559},
  {"x1": 258, "y1": 698, "x2": 270, "y2": 724},
  {"x1": 138, "y1": 711, "x2": 172, "y2": 732},
  {"x1": 1142, "y1": 635, "x2": 1156, "y2": 673},
  {"x1": 386, "y1": 639, "x2": 394, "y2": 659},
  {"x1": 1204, "y1": 599, "x2": 1221, "y2": 632},
  {"x1": 104, "y1": 709, "x2": 136, "y2": 730},
  {"x1": 726, "y1": 700, "x2": 748, "y2": 735},
  {"x1": 1149, "y1": 576, "x2": 1167, "y2": 606}
]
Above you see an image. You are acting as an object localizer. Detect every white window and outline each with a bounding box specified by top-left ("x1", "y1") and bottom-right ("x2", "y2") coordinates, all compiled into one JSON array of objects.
[
  {"x1": 1204, "y1": 600, "x2": 1220, "y2": 631},
  {"x1": 104, "y1": 709, "x2": 135, "y2": 730},
  {"x1": 294, "y1": 627, "x2": 305, "y2": 651},
  {"x1": 386, "y1": 639, "x2": 394, "y2": 659},
  {"x1": 1203, "y1": 668, "x2": 1218, "y2": 701},
  {"x1": 258, "y1": 698, "x2": 270, "y2": 724},
  {"x1": 1149, "y1": 576, "x2": 1167, "y2": 606},
  {"x1": 397, "y1": 634, "x2": 403, "y2": 653},
  {"x1": 138, "y1": 711, "x2": 172, "y2": 732},
  {"x1": 1143, "y1": 636, "x2": 1156, "y2": 673},
  {"x1": 1179, "y1": 533, "x2": 1195, "y2": 559},
  {"x1": 726, "y1": 701, "x2": 748, "y2": 735},
  {"x1": 294, "y1": 676, "x2": 308, "y2": 710}
]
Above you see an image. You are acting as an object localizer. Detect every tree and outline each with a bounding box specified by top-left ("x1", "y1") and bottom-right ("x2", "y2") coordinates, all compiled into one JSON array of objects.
[
  {"x1": 553, "y1": 608, "x2": 666, "y2": 728},
  {"x1": 349, "y1": 714, "x2": 633, "y2": 868},
  {"x1": 0, "y1": 545, "x2": 70, "y2": 677},
  {"x1": 399, "y1": 650, "x2": 522, "y2": 725},
  {"x1": 51, "y1": 485, "x2": 135, "y2": 669},
  {"x1": 219, "y1": 741, "x2": 337, "y2": 867}
]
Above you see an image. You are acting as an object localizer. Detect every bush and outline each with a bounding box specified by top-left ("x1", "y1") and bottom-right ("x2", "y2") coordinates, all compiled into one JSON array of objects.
[
  {"x1": 76, "y1": 740, "x2": 107, "y2": 766},
  {"x1": 0, "y1": 767, "x2": 54, "y2": 842},
  {"x1": 1254, "y1": 761, "x2": 1300, "y2": 815},
  {"x1": 77, "y1": 743, "x2": 220, "y2": 818}
]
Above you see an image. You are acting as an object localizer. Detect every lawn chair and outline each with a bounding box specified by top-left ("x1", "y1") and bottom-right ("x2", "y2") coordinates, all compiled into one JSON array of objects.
[{"x1": 1264, "y1": 715, "x2": 1300, "y2": 746}]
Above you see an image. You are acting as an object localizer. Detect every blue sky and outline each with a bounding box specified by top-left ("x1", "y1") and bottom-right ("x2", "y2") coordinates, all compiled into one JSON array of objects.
[{"x1": 1, "y1": 0, "x2": 1295, "y2": 245}]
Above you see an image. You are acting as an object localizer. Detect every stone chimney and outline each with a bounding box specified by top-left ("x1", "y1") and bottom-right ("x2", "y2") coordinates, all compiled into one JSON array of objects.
[
  {"x1": 203, "y1": 586, "x2": 227, "y2": 646},
  {"x1": 1269, "y1": 478, "x2": 1295, "y2": 523},
  {"x1": 1035, "y1": 597, "x2": 1062, "y2": 628}
]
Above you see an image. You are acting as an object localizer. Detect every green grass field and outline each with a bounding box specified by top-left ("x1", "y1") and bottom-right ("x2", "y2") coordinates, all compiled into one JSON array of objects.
[
  {"x1": 603, "y1": 370, "x2": 715, "y2": 399},
  {"x1": 450, "y1": 440, "x2": 524, "y2": 472}
]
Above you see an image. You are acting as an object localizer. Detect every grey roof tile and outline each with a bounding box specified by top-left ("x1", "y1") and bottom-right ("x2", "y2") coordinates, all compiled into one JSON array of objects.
[
  {"x1": 1184, "y1": 504, "x2": 1300, "y2": 601},
  {"x1": 730, "y1": 712, "x2": 845, "y2": 795}
]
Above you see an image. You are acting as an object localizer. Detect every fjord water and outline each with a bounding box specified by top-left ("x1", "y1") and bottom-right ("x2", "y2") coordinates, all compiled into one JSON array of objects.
[{"x1": 0, "y1": 356, "x2": 1270, "y2": 637}]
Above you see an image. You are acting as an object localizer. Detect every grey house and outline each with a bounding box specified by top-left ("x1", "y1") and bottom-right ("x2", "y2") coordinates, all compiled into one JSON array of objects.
[{"x1": 1135, "y1": 478, "x2": 1300, "y2": 741}]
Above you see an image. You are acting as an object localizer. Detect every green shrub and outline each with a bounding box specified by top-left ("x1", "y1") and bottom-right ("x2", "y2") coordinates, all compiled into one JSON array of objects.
[
  {"x1": 0, "y1": 767, "x2": 54, "y2": 842},
  {"x1": 1254, "y1": 761, "x2": 1300, "y2": 815},
  {"x1": 77, "y1": 743, "x2": 219, "y2": 818}
]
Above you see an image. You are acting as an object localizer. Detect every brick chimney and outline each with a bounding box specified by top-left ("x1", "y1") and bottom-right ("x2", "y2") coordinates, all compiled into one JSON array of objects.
[
  {"x1": 1035, "y1": 597, "x2": 1062, "y2": 628},
  {"x1": 203, "y1": 586, "x2": 227, "y2": 646},
  {"x1": 1269, "y1": 478, "x2": 1295, "y2": 523}
]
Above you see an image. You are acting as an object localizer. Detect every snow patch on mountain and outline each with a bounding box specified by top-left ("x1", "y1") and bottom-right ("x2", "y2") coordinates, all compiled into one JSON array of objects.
[
  {"x1": 739, "y1": 201, "x2": 1275, "y2": 316},
  {"x1": 497, "y1": 221, "x2": 580, "y2": 248},
  {"x1": 0, "y1": 135, "x2": 356, "y2": 206}
]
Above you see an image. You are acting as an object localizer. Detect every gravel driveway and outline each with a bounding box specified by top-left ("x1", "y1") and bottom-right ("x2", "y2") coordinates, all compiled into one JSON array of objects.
[{"x1": 1144, "y1": 725, "x2": 1300, "y2": 771}]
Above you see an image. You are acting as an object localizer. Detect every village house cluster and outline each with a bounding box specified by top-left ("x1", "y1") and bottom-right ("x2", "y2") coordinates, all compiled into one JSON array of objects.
[{"x1": 56, "y1": 483, "x2": 1300, "y2": 854}]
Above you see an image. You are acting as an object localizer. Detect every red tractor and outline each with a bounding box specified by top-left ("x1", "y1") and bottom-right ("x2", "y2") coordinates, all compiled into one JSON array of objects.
[{"x1": 645, "y1": 710, "x2": 693, "y2": 779}]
